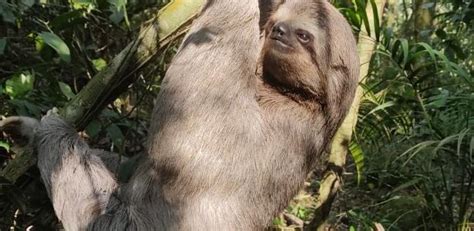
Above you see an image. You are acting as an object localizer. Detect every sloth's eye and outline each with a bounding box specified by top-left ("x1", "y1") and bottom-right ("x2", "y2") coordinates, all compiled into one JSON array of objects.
[{"x1": 296, "y1": 30, "x2": 312, "y2": 44}]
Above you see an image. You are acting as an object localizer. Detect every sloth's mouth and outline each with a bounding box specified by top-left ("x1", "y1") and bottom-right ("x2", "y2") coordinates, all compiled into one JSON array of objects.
[{"x1": 270, "y1": 37, "x2": 293, "y2": 51}]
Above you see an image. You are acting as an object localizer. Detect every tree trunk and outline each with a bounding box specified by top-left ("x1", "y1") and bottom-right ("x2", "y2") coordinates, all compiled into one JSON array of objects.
[
  {"x1": 1, "y1": 0, "x2": 205, "y2": 183},
  {"x1": 309, "y1": 0, "x2": 388, "y2": 229},
  {"x1": 413, "y1": 0, "x2": 436, "y2": 42}
]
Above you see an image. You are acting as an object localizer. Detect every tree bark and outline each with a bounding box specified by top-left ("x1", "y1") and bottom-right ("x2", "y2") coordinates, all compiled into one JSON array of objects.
[
  {"x1": 413, "y1": 0, "x2": 436, "y2": 42},
  {"x1": 309, "y1": 0, "x2": 388, "y2": 230},
  {"x1": 1, "y1": 0, "x2": 205, "y2": 183}
]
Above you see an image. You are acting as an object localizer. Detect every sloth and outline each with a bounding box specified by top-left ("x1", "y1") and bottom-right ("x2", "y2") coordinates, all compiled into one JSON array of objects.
[{"x1": 0, "y1": 0, "x2": 358, "y2": 230}]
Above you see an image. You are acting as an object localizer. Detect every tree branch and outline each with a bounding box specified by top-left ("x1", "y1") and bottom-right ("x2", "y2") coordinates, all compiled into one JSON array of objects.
[
  {"x1": 1, "y1": 0, "x2": 205, "y2": 183},
  {"x1": 308, "y1": 0, "x2": 388, "y2": 229}
]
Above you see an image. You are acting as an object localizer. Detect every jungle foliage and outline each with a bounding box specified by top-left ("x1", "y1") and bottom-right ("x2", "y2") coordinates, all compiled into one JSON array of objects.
[{"x1": 0, "y1": 0, "x2": 472, "y2": 230}]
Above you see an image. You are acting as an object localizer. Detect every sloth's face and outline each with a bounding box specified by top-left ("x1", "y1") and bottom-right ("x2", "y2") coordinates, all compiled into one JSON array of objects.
[{"x1": 261, "y1": 0, "x2": 329, "y2": 97}]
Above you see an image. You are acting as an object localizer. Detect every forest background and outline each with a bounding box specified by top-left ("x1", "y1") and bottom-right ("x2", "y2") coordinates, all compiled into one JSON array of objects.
[{"x1": 0, "y1": 0, "x2": 472, "y2": 230}]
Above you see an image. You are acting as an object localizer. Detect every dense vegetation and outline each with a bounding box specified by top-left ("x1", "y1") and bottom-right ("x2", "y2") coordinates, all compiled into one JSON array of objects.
[{"x1": 0, "y1": 0, "x2": 472, "y2": 230}]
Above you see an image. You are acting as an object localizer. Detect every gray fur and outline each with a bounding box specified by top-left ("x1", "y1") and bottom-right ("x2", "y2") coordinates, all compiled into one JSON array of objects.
[
  {"x1": 35, "y1": 115, "x2": 118, "y2": 230},
  {"x1": 0, "y1": 0, "x2": 359, "y2": 230}
]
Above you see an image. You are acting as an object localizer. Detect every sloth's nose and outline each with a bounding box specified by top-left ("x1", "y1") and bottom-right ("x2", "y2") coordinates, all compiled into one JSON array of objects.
[{"x1": 271, "y1": 22, "x2": 290, "y2": 39}]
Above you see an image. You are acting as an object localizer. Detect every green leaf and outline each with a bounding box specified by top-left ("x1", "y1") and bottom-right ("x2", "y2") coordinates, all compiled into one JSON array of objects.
[
  {"x1": 0, "y1": 38, "x2": 6, "y2": 55},
  {"x1": 426, "y1": 89, "x2": 449, "y2": 108},
  {"x1": 18, "y1": 0, "x2": 35, "y2": 12},
  {"x1": 70, "y1": 0, "x2": 96, "y2": 10},
  {"x1": 85, "y1": 120, "x2": 102, "y2": 138},
  {"x1": 9, "y1": 99, "x2": 42, "y2": 117},
  {"x1": 5, "y1": 72, "x2": 35, "y2": 99},
  {"x1": 0, "y1": 141, "x2": 10, "y2": 152},
  {"x1": 108, "y1": 0, "x2": 128, "y2": 25},
  {"x1": 38, "y1": 32, "x2": 71, "y2": 63},
  {"x1": 58, "y1": 82, "x2": 76, "y2": 100},
  {"x1": 349, "y1": 141, "x2": 364, "y2": 185},
  {"x1": 108, "y1": 0, "x2": 126, "y2": 9},
  {"x1": 393, "y1": 39, "x2": 410, "y2": 68},
  {"x1": 0, "y1": 2, "x2": 17, "y2": 23},
  {"x1": 106, "y1": 124, "x2": 124, "y2": 149},
  {"x1": 92, "y1": 58, "x2": 107, "y2": 71},
  {"x1": 390, "y1": 178, "x2": 422, "y2": 194},
  {"x1": 369, "y1": 0, "x2": 380, "y2": 41},
  {"x1": 362, "y1": 101, "x2": 396, "y2": 120},
  {"x1": 356, "y1": 0, "x2": 370, "y2": 36}
]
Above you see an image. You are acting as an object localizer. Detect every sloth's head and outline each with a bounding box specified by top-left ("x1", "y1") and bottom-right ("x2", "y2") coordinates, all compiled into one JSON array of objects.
[{"x1": 261, "y1": 0, "x2": 359, "y2": 112}]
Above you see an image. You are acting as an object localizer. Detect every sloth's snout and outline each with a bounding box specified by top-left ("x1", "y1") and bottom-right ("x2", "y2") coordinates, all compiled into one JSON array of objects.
[{"x1": 271, "y1": 22, "x2": 291, "y2": 42}]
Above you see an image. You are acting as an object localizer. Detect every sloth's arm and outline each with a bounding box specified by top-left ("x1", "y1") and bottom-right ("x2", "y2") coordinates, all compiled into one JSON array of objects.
[
  {"x1": 35, "y1": 114, "x2": 118, "y2": 230},
  {"x1": 1, "y1": 114, "x2": 118, "y2": 230}
]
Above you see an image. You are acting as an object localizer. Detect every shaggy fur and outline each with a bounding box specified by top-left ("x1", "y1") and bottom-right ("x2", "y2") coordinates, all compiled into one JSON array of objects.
[{"x1": 0, "y1": 0, "x2": 358, "y2": 230}]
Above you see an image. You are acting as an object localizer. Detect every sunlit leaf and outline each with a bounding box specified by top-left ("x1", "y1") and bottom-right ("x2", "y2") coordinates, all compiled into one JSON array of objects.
[
  {"x1": 5, "y1": 72, "x2": 35, "y2": 99},
  {"x1": 349, "y1": 141, "x2": 365, "y2": 185},
  {"x1": 92, "y1": 58, "x2": 107, "y2": 71},
  {"x1": 0, "y1": 141, "x2": 10, "y2": 152},
  {"x1": 58, "y1": 82, "x2": 75, "y2": 100},
  {"x1": 38, "y1": 32, "x2": 71, "y2": 62},
  {"x1": 70, "y1": 0, "x2": 96, "y2": 10}
]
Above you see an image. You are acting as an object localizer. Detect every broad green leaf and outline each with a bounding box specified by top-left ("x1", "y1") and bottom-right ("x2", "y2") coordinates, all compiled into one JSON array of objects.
[
  {"x1": 5, "y1": 72, "x2": 35, "y2": 99},
  {"x1": 38, "y1": 32, "x2": 71, "y2": 62},
  {"x1": 106, "y1": 124, "x2": 124, "y2": 149},
  {"x1": 109, "y1": 9, "x2": 124, "y2": 24},
  {"x1": 0, "y1": 38, "x2": 6, "y2": 55},
  {"x1": 58, "y1": 82, "x2": 76, "y2": 100},
  {"x1": 92, "y1": 58, "x2": 107, "y2": 71},
  {"x1": 108, "y1": 0, "x2": 128, "y2": 25},
  {"x1": 85, "y1": 120, "x2": 102, "y2": 138}
]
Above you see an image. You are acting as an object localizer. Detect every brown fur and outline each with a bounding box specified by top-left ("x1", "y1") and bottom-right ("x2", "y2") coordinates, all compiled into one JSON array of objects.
[{"x1": 0, "y1": 0, "x2": 358, "y2": 230}]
